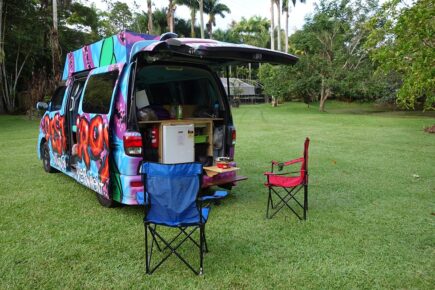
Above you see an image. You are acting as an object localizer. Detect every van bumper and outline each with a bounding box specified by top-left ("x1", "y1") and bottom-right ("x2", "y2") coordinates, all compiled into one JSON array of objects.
[{"x1": 113, "y1": 174, "x2": 145, "y2": 205}]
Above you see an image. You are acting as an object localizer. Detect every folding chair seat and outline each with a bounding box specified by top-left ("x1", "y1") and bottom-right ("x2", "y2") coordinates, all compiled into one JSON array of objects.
[
  {"x1": 141, "y1": 162, "x2": 228, "y2": 275},
  {"x1": 264, "y1": 138, "x2": 310, "y2": 220}
]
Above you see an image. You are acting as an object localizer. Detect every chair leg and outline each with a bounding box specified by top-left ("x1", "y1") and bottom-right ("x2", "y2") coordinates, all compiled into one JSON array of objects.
[
  {"x1": 202, "y1": 225, "x2": 209, "y2": 253},
  {"x1": 305, "y1": 185, "x2": 309, "y2": 211},
  {"x1": 152, "y1": 225, "x2": 162, "y2": 252},
  {"x1": 144, "y1": 223, "x2": 150, "y2": 274},
  {"x1": 303, "y1": 185, "x2": 308, "y2": 220},
  {"x1": 268, "y1": 186, "x2": 306, "y2": 220},
  {"x1": 147, "y1": 226, "x2": 200, "y2": 275},
  {"x1": 199, "y1": 225, "x2": 204, "y2": 275},
  {"x1": 266, "y1": 187, "x2": 272, "y2": 219}
]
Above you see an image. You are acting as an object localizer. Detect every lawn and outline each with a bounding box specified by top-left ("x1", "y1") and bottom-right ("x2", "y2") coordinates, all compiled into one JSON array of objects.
[{"x1": 0, "y1": 102, "x2": 434, "y2": 289}]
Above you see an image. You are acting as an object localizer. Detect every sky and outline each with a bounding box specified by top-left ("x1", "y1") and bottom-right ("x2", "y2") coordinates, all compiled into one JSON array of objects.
[{"x1": 90, "y1": 0, "x2": 318, "y2": 35}]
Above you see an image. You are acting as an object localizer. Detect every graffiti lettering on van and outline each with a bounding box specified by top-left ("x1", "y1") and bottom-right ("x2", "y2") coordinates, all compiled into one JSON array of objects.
[
  {"x1": 77, "y1": 167, "x2": 105, "y2": 195},
  {"x1": 52, "y1": 154, "x2": 67, "y2": 171},
  {"x1": 41, "y1": 113, "x2": 67, "y2": 155},
  {"x1": 76, "y1": 115, "x2": 110, "y2": 188}
]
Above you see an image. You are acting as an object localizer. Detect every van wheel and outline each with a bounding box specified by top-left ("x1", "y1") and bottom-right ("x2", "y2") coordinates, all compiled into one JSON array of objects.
[
  {"x1": 42, "y1": 142, "x2": 56, "y2": 173},
  {"x1": 96, "y1": 193, "x2": 118, "y2": 208}
]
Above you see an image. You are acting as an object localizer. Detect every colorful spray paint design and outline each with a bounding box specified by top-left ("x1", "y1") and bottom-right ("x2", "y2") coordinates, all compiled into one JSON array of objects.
[
  {"x1": 41, "y1": 113, "x2": 67, "y2": 155},
  {"x1": 62, "y1": 31, "x2": 159, "y2": 81},
  {"x1": 75, "y1": 114, "x2": 110, "y2": 197},
  {"x1": 40, "y1": 113, "x2": 69, "y2": 171}
]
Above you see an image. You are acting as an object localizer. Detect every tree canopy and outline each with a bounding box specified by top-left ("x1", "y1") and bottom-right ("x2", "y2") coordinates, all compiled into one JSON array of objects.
[
  {"x1": 259, "y1": 0, "x2": 392, "y2": 111},
  {"x1": 0, "y1": 0, "x2": 433, "y2": 113},
  {"x1": 257, "y1": 0, "x2": 432, "y2": 111},
  {"x1": 366, "y1": 0, "x2": 434, "y2": 110}
]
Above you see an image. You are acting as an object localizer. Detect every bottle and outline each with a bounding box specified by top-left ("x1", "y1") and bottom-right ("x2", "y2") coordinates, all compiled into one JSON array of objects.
[
  {"x1": 177, "y1": 104, "x2": 183, "y2": 119},
  {"x1": 213, "y1": 102, "x2": 219, "y2": 118},
  {"x1": 170, "y1": 104, "x2": 176, "y2": 119}
]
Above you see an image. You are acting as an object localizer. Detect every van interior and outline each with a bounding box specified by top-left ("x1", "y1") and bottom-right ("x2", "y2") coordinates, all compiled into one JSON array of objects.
[{"x1": 134, "y1": 64, "x2": 229, "y2": 166}]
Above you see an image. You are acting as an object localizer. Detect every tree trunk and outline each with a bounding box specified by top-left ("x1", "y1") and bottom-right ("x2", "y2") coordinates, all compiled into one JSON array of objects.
[
  {"x1": 271, "y1": 96, "x2": 278, "y2": 107},
  {"x1": 276, "y1": 0, "x2": 281, "y2": 51},
  {"x1": 207, "y1": 21, "x2": 213, "y2": 39},
  {"x1": 319, "y1": 76, "x2": 330, "y2": 112},
  {"x1": 166, "y1": 0, "x2": 175, "y2": 32},
  {"x1": 285, "y1": 8, "x2": 289, "y2": 52},
  {"x1": 166, "y1": 0, "x2": 176, "y2": 33},
  {"x1": 147, "y1": 0, "x2": 153, "y2": 34},
  {"x1": 199, "y1": 0, "x2": 205, "y2": 39},
  {"x1": 270, "y1": 0, "x2": 275, "y2": 50},
  {"x1": 0, "y1": 0, "x2": 4, "y2": 113},
  {"x1": 190, "y1": 8, "x2": 196, "y2": 37},
  {"x1": 51, "y1": 0, "x2": 61, "y2": 83},
  {"x1": 53, "y1": 0, "x2": 58, "y2": 32}
]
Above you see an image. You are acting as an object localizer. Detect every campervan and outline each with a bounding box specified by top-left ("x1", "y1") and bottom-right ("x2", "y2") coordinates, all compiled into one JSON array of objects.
[{"x1": 36, "y1": 31, "x2": 298, "y2": 207}]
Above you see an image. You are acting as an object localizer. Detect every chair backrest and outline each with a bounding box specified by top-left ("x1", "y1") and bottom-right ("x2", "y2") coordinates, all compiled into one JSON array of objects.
[
  {"x1": 141, "y1": 162, "x2": 203, "y2": 225},
  {"x1": 301, "y1": 138, "x2": 310, "y2": 179}
]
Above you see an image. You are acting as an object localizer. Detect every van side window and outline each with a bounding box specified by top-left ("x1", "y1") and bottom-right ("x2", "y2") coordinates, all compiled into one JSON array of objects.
[
  {"x1": 50, "y1": 86, "x2": 66, "y2": 111},
  {"x1": 82, "y1": 71, "x2": 118, "y2": 114}
]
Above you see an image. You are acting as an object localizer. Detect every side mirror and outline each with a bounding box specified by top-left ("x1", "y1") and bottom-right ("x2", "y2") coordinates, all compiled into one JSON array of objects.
[{"x1": 36, "y1": 102, "x2": 48, "y2": 111}]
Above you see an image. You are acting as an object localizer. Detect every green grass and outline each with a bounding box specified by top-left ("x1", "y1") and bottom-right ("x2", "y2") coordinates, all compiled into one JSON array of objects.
[{"x1": 1, "y1": 102, "x2": 434, "y2": 289}]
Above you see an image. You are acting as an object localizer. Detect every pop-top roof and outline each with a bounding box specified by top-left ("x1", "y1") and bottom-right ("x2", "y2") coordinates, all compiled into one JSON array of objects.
[
  {"x1": 62, "y1": 31, "x2": 298, "y2": 80},
  {"x1": 62, "y1": 31, "x2": 159, "y2": 80}
]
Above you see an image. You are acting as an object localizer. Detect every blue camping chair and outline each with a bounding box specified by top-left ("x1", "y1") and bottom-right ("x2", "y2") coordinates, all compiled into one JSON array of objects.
[{"x1": 141, "y1": 162, "x2": 228, "y2": 275}]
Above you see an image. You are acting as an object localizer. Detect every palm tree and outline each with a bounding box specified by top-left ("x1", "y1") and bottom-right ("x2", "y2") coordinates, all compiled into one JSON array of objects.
[
  {"x1": 153, "y1": 8, "x2": 169, "y2": 34},
  {"x1": 147, "y1": 0, "x2": 153, "y2": 34},
  {"x1": 166, "y1": 0, "x2": 177, "y2": 32},
  {"x1": 275, "y1": 0, "x2": 281, "y2": 51},
  {"x1": 283, "y1": 0, "x2": 306, "y2": 52},
  {"x1": 270, "y1": 0, "x2": 275, "y2": 50},
  {"x1": 203, "y1": 0, "x2": 230, "y2": 39},
  {"x1": 199, "y1": 0, "x2": 205, "y2": 38},
  {"x1": 176, "y1": 0, "x2": 199, "y2": 37}
]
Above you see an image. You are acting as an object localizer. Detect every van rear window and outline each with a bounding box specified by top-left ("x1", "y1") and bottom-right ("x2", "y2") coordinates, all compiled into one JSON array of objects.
[{"x1": 82, "y1": 71, "x2": 118, "y2": 114}]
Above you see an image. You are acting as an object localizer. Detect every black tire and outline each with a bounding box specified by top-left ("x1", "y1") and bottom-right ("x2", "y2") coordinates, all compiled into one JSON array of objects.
[
  {"x1": 96, "y1": 192, "x2": 118, "y2": 208},
  {"x1": 42, "y1": 142, "x2": 57, "y2": 173}
]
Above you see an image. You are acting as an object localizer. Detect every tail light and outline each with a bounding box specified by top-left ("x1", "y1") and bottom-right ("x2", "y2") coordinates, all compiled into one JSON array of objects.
[
  {"x1": 151, "y1": 126, "x2": 159, "y2": 149},
  {"x1": 130, "y1": 180, "x2": 143, "y2": 187},
  {"x1": 231, "y1": 129, "x2": 236, "y2": 145},
  {"x1": 123, "y1": 132, "x2": 142, "y2": 156}
]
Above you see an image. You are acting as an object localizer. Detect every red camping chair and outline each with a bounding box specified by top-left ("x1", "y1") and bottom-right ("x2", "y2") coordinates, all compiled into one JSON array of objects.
[{"x1": 264, "y1": 138, "x2": 310, "y2": 220}]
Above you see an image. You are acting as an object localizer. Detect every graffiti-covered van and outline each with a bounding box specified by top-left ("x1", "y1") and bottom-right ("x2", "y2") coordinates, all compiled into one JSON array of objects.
[{"x1": 36, "y1": 31, "x2": 298, "y2": 207}]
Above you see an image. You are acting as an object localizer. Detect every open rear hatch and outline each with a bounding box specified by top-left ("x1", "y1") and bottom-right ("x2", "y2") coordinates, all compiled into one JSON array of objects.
[{"x1": 131, "y1": 37, "x2": 298, "y2": 66}]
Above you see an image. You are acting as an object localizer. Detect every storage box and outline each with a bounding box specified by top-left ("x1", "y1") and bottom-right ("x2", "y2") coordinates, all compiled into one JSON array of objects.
[{"x1": 194, "y1": 135, "x2": 208, "y2": 144}]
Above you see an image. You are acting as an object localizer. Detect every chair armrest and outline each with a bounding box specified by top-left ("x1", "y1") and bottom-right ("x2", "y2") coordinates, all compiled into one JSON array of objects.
[
  {"x1": 271, "y1": 157, "x2": 304, "y2": 167},
  {"x1": 283, "y1": 157, "x2": 304, "y2": 166},
  {"x1": 199, "y1": 190, "x2": 228, "y2": 202}
]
